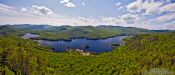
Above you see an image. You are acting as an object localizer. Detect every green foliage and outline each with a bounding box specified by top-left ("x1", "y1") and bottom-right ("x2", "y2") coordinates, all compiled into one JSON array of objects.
[
  {"x1": 1, "y1": 25, "x2": 162, "y2": 40},
  {"x1": 0, "y1": 27, "x2": 174, "y2": 75},
  {"x1": 32, "y1": 26, "x2": 120, "y2": 40}
]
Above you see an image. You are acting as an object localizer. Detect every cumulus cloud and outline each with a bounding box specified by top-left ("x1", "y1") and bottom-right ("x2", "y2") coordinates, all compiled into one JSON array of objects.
[
  {"x1": 60, "y1": 0, "x2": 76, "y2": 8},
  {"x1": 126, "y1": 0, "x2": 173, "y2": 14},
  {"x1": 126, "y1": 0, "x2": 142, "y2": 13},
  {"x1": 20, "y1": 5, "x2": 54, "y2": 16},
  {"x1": 60, "y1": 0, "x2": 70, "y2": 4},
  {"x1": 64, "y1": 2, "x2": 76, "y2": 7},
  {"x1": 142, "y1": 1, "x2": 163, "y2": 15},
  {"x1": 0, "y1": 3, "x2": 174, "y2": 30},
  {"x1": 115, "y1": 2, "x2": 124, "y2": 10}
]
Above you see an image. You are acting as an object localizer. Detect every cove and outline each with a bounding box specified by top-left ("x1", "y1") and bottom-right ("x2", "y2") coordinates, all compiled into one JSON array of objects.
[
  {"x1": 22, "y1": 33, "x2": 40, "y2": 39},
  {"x1": 23, "y1": 33, "x2": 129, "y2": 53}
]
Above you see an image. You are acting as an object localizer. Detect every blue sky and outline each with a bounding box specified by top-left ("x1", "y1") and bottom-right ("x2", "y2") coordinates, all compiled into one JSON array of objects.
[{"x1": 0, "y1": 0, "x2": 175, "y2": 30}]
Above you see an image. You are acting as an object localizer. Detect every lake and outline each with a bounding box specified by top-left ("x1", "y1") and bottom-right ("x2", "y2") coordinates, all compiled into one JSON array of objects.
[
  {"x1": 23, "y1": 33, "x2": 128, "y2": 53},
  {"x1": 22, "y1": 33, "x2": 40, "y2": 39}
]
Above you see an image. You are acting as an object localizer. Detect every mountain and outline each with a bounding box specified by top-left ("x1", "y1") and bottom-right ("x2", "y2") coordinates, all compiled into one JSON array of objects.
[{"x1": 0, "y1": 24, "x2": 171, "y2": 40}]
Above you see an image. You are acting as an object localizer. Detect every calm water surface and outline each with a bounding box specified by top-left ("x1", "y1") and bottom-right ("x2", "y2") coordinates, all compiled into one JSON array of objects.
[
  {"x1": 23, "y1": 33, "x2": 128, "y2": 53},
  {"x1": 22, "y1": 33, "x2": 40, "y2": 39}
]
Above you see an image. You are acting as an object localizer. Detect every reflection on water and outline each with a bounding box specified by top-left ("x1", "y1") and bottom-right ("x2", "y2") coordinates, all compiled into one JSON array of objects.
[
  {"x1": 22, "y1": 33, "x2": 40, "y2": 39},
  {"x1": 23, "y1": 33, "x2": 129, "y2": 53},
  {"x1": 38, "y1": 36, "x2": 128, "y2": 53}
]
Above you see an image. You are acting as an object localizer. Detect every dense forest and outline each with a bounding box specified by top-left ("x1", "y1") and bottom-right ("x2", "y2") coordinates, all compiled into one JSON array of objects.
[
  {"x1": 1, "y1": 25, "x2": 159, "y2": 40},
  {"x1": 0, "y1": 25, "x2": 174, "y2": 75}
]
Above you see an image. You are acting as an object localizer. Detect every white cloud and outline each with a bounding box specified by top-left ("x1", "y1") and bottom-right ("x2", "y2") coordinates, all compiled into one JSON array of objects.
[
  {"x1": 101, "y1": 17, "x2": 125, "y2": 25},
  {"x1": 60, "y1": 0, "x2": 76, "y2": 8},
  {"x1": 60, "y1": 0, "x2": 70, "y2": 4},
  {"x1": 151, "y1": 13, "x2": 175, "y2": 22},
  {"x1": 0, "y1": 3, "x2": 174, "y2": 30},
  {"x1": 82, "y1": 2, "x2": 86, "y2": 6},
  {"x1": 126, "y1": 0, "x2": 142, "y2": 13},
  {"x1": 0, "y1": 3, "x2": 15, "y2": 13},
  {"x1": 142, "y1": 1, "x2": 163, "y2": 15},
  {"x1": 79, "y1": 17, "x2": 88, "y2": 22},
  {"x1": 126, "y1": 0, "x2": 172, "y2": 14},
  {"x1": 121, "y1": 13, "x2": 139, "y2": 24},
  {"x1": 21, "y1": 5, "x2": 54, "y2": 16},
  {"x1": 115, "y1": 2, "x2": 125, "y2": 10},
  {"x1": 21, "y1": 7, "x2": 27, "y2": 12},
  {"x1": 118, "y1": 6, "x2": 124, "y2": 10},
  {"x1": 64, "y1": 2, "x2": 76, "y2": 7},
  {"x1": 0, "y1": 3, "x2": 14, "y2": 9},
  {"x1": 78, "y1": 17, "x2": 99, "y2": 25},
  {"x1": 164, "y1": 21, "x2": 175, "y2": 30},
  {"x1": 160, "y1": 3, "x2": 175, "y2": 13},
  {"x1": 115, "y1": 2, "x2": 121, "y2": 7},
  {"x1": 0, "y1": 3, "x2": 25, "y2": 16}
]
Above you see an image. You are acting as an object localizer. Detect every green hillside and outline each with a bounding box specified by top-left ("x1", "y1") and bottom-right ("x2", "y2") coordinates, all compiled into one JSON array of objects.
[
  {"x1": 0, "y1": 32, "x2": 174, "y2": 75},
  {"x1": 0, "y1": 25, "x2": 167, "y2": 41}
]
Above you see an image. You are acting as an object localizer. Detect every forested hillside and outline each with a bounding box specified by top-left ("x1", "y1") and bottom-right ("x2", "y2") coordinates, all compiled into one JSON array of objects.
[
  {"x1": 0, "y1": 32, "x2": 174, "y2": 75},
  {"x1": 0, "y1": 25, "x2": 163, "y2": 40}
]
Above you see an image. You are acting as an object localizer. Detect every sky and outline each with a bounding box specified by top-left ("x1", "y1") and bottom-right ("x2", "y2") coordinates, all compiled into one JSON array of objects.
[{"x1": 0, "y1": 0, "x2": 175, "y2": 30}]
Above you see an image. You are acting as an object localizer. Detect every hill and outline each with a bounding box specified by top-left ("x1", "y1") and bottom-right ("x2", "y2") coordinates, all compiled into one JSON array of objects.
[
  {"x1": 0, "y1": 25, "x2": 171, "y2": 40},
  {"x1": 0, "y1": 32, "x2": 174, "y2": 75}
]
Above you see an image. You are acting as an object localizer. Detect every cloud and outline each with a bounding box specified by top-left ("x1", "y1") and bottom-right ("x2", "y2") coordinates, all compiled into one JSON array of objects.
[
  {"x1": 118, "y1": 6, "x2": 124, "y2": 10},
  {"x1": 0, "y1": 3, "x2": 14, "y2": 10},
  {"x1": 60, "y1": 0, "x2": 70, "y2": 4},
  {"x1": 64, "y1": 2, "x2": 76, "y2": 7},
  {"x1": 101, "y1": 17, "x2": 125, "y2": 25},
  {"x1": 160, "y1": 3, "x2": 175, "y2": 13},
  {"x1": 0, "y1": 3, "x2": 174, "y2": 30},
  {"x1": 126, "y1": 0, "x2": 142, "y2": 13},
  {"x1": 115, "y1": 2, "x2": 124, "y2": 10},
  {"x1": 21, "y1": 7, "x2": 28, "y2": 12},
  {"x1": 126, "y1": 0, "x2": 172, "y2": 14},
  {"x1": 115, "y1": 2, "x2": 121, "y2": 7},
  {"x1": 21, "y1": 5, "x2": 54, "y2": 16},
  {"x1": 164, "y1": 21, "x2": 175, "y2": 30},
  {"x1": 78, "y1": 17, "x2": 88, "y2": 22},
  {"x1": 60, "y1": 0, "x2": 76, "y2": 8},
  {"x1": 78, "y1": 17, "x2": 99, "y2": 25},
  {"x1": 0, "y1": 3, "x2": 15, "y2": 14},
  {"x1": 142, "y1": 1, "x2": 163, "y2": 15},
  {"x1": 121, "y1": 13, "x2": 139, "y2": 24},
  {"x1": 151, "y1": 13, "x2": 175, "y2": 22},
  {"x1": 82, "y1": 2, "x2": 86, "y2": 6}
]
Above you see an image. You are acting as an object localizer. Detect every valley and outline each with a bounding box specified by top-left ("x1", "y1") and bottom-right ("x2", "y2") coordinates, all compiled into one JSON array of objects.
[{"x1": 0, "y1": 25, "x2": 174, "y2": 75}]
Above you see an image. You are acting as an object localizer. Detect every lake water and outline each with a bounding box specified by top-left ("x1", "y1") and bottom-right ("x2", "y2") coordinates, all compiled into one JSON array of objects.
[
  {"x1": 23, "y1": 33, "x2": 128, "y2": 53},
  {"x1": 22, "y1": 33, "x2": 40, "y2": 39}
]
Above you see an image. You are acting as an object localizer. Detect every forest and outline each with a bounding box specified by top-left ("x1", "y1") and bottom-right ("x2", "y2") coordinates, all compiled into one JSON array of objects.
[
  {"x1": 0, "y1": 25, "x2": 174, "y2": 75},
  {"x1": 0, "y1": 25, "x2": 159, "y2": 40}
]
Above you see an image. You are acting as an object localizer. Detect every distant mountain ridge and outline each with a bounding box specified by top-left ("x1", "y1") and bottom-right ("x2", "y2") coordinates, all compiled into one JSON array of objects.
[{"x1": 0, "y1": 24, "x2": 173, "y2": 40}]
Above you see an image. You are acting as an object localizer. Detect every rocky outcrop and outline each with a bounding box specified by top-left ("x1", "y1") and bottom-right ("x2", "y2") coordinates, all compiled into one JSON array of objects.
[{"x1": 68, "y1": 49, "x2": 91, "y2": 56}]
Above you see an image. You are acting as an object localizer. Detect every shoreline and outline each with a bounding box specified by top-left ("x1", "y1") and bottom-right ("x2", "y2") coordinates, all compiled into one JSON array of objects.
[{"x1": 30, "y1": 34, "x2": 131, "y2": 41}]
